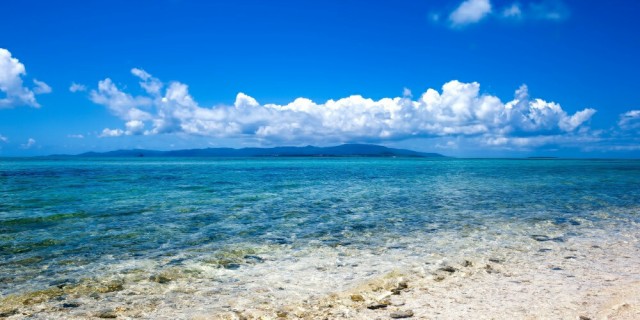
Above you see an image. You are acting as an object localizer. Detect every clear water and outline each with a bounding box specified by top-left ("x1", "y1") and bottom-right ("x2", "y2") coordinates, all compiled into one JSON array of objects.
[{"x1": 1, "y1": 158, "x2": 639, "y2": 316}]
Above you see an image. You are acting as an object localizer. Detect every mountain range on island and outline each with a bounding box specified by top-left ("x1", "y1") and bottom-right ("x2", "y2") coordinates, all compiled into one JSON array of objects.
[{"x1": 64, "y1": 144, "x2": 445, "y2": 158}]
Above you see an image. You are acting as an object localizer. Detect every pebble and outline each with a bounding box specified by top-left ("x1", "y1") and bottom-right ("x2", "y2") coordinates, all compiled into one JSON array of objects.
[
  {"x1": 350, "y1": 294, "x2": 365, "y2": 302},
  {"x1": 390, "y1": 310, "x2": 414, "y2": 318},
  {"x1": 62, "y1": 302, "x2": 81, "y2": 308},
  {"x1": 579, "y1": 316, "x2": 592, "y2": 320},
  {"x1": 438, "y1": 266, "x2": 456, "y2": 273},
  {"x1": 96, "y1": 310, "x2": 117, "y2": 318},
  {"x1": 391, "y1": 281, "x2": 409, "y2": 295},
  {"x1": 367, "y1": 303, "x2": 388, "y2": 310}
]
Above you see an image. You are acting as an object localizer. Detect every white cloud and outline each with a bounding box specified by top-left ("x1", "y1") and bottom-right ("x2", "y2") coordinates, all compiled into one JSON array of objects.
[
  {"x1": 125, "y1": 120, "x2": 145, "y2": 135},
  {"x1": 618, "y1": 110, "x2": 640, "y2": 131},
  {"x1": 87, "y1": 69, "x2": 597, "y2": 149},
  {"x1": 502, "y1": 3, "x2": 522, "y2": 18},
  {"x1": 69, "y1": 82, "x2": 87, "y2": 92},
  {"x1": 33, "y1": 79, "x2": 52, "y2": 94},
  {"x1": 437, "y1": 1, "x2": 569, "y2": 27},
  {"x1": 449, "y1": 0, "x2": 492, "y2": 27},
  {"x1": 0, "y1": 48, "x2": 50, "y2": 108},
  {"x1": 20, "y1": 138, "x2": 36, "y2": 149},
  {"x1": 67, "y1": 134, "x2": 85, "y2": 139},
  {"x1": 131, "y1": 68, "x2": 163, "y2": 95},
  {"x1": 0, "y1": 134, "x2": 7, "y2": 143},
  {"x1": 90, "y1": 77, "x2": 153, "y2": 121},
  {"x1": 99, "y1": 128, "x2": 124, "y2": 137}
]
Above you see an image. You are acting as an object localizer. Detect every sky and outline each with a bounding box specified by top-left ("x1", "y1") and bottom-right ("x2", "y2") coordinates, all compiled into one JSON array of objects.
[{"x1": 1, "y1": 0, "x2": 639, "y2": 157}]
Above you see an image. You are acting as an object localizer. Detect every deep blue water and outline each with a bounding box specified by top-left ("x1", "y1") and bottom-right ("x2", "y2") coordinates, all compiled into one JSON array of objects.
[{"x1": 1, "y1": 158, "x2": 639, "y2": 298}]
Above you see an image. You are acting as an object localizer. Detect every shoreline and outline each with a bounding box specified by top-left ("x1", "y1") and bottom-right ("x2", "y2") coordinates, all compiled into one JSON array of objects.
[
  {"x1": 3, "y1": 225, "x2": 639, "y2": 319},
  {"x1": 207, "y1": 233, "x2": 640, "y2": 320}
]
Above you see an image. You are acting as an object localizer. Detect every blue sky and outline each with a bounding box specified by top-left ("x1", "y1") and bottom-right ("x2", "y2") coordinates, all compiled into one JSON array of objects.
[{"x1": 1, "y1": 0, "x2": 639, "y2": 157}]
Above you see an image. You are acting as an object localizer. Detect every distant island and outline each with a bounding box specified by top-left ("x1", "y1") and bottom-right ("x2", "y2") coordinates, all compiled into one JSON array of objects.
[{"x1": 64, "y1": 144, "x2": 445, "y2": 158}]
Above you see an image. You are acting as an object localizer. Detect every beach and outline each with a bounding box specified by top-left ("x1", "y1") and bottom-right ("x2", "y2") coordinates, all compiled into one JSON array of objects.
[{"x1": 1, "y1": 158, "x2": 639, "y2": 319}]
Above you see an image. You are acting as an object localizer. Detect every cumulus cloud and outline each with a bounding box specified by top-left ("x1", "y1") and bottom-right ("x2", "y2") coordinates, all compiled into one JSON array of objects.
[
  {"x1": 88, "y1": 69, "x2": 597, "y2": 149},
  {"x1": 0, "y1": 134, "x2": 7, "y2": 143},
  {"x1": 0, "y1": 48, "x2": 50, "y2": 108},
  {"x1": 449, "y1": 0, "x2": 492, "y2": 26},
  {"x1": 20, "y1": 138, "x2": 36, "y2": 149},
  {"x1": 90, "y1": 77, "x2": 153, "y2": 121},
  {"x1": 67, "y1": 134, "x2": 85, "y2": 139},
  {"x1": 69, "y1": 82, "x2": 87, "y2": 93},
  {"x1": 99, "y1": 128, "x2": 124, "y2": 137}
]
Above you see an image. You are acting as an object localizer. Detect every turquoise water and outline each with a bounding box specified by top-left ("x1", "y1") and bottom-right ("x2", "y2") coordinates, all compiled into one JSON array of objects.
[{"x1": 1, "y1": 158, "x2": 639, "y2": 314}]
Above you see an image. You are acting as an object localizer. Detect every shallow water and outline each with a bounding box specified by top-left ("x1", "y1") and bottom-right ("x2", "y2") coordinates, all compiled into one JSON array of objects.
[{"x1": 1, "y1": 157, "x2": 639, "y2": 317}]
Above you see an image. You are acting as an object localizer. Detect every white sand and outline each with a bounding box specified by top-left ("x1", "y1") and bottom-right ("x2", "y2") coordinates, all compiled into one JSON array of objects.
[{"x1": 3, "y1": 223, "x2": 640, "y2": 319}]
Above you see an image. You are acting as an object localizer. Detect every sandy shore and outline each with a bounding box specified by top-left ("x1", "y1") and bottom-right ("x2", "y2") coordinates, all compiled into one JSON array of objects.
[
  {"x1": 206, "y1": 233, "x2": 640, "y2": 320},
  {"x1": 2, "y1": 226, "x2": 639, "y2": 319}
]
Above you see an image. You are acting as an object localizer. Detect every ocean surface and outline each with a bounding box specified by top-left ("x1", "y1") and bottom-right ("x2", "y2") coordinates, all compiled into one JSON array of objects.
[{"x1": 1, "y1": 157, "x2": 639, "y2": 317}]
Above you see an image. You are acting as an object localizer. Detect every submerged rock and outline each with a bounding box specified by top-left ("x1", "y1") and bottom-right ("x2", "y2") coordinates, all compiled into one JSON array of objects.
[
  {"x1": 0, "y1": 309, "x2": 19, "y2": 317},
  {"x1": 49, "y1": 278, "x2": 77, "y2": 289},
  {"x1": 149, "y1": 274, "x2": 171, "y2": 284},
  {"x1": 97, "y1": 280, "x2": 125, "y2": 293},
  {"x1": 223, "y1": 263, "x2": 241, "y2": 270},
  {"x1": 531, "y1": 235, "x2": 550, "y2": 242},
  {"x1": 390, "y1": 310, "x2": 414, "y2": 318},
  {"x1": 244, "y1": 255, "x2": 264, "y2": 264}
]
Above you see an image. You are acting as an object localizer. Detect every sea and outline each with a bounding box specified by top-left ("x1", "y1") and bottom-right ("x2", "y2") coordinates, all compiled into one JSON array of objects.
[{"x1": 1, "y1": 157, "x2": 639, "y2": 318}]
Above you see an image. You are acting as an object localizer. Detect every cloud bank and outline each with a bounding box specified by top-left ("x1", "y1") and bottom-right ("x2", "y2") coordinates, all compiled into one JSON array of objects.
[
  {"x1": 0, "y1": 48, "x2": 50, "y2": 108},
  {"x1": 84, "y1": 68, "x2": 598, "y2": 150}
]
